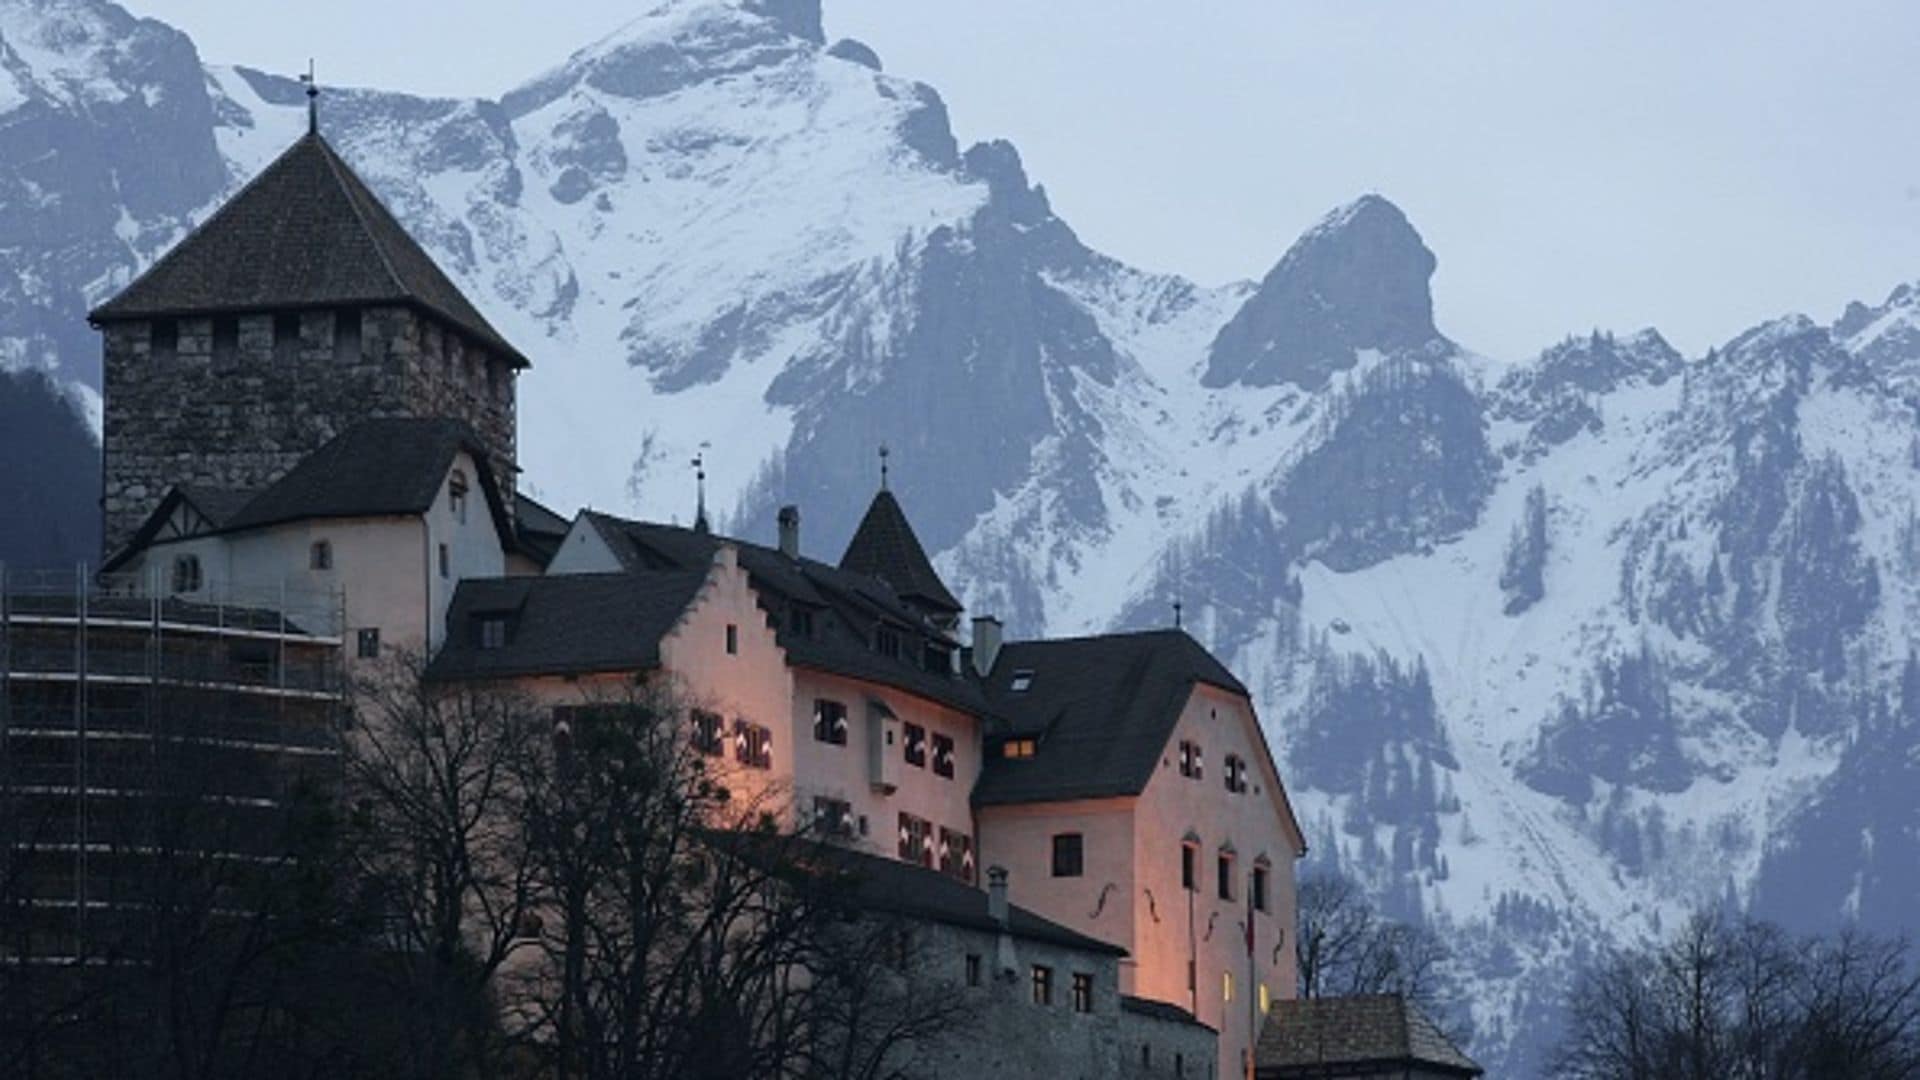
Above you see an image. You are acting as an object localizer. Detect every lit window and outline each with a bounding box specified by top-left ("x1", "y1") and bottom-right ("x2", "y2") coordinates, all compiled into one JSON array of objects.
[
  {"x1": 1051, "y1": 833, "x2": 1084, "y2": 878},
  {"x1": 1071, "y1": 972, "x2": 1094, "y2": 1013},
  {"x1": 171, "y1": 554, "x2": 202, "y2": 593},
  {"x1": 1223, "y1": 971, "x2": 1233, "y2": 1002},
  {"x1": 309, "y1": 540, "x2": 332, "y2": 570},
  {"x1": 812, "y1": 699, "x2": 849, "y2": 745},
  {"x1": 1010, "y1": 669, "x2": 1034, "y2": 692},
  {"x1": 1001, "y1": 738, "x2": 1037, "y2": 759},
  {"x1": 1218, "y1": 853, "x2": 1236, "y2": 902},
  {"x1": 1031, "y1": 965, "x2": 1053, "y2": 1006},
  {"x1": 449, "y1": 468, "x2": 468, "y2": 524},
  {"x1": 1259, "y1": 982, "x2": 1272, "y2": 1014},
  {"x1": 903, "y1": 723, "x2": 927, "y2": 768},
  {"x1": 932, "y1": 732, "x2": 956, "y2": 778},
  {"x1": 725, "y1": 624, "x2": 738, "y2": 654},
  {"x1": 356, "y1": 628, "x2": 380, "y2": 659}
]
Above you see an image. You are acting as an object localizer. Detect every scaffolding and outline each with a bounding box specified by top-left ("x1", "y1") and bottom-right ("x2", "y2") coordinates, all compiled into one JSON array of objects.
[{"x1": 0, "y1": 564, "x2": 348, "y2": 964}]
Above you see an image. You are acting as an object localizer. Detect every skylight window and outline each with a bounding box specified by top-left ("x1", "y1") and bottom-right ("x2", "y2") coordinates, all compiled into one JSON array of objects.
[{"x1": 1009, "y1": 669, "x2": 1034, "y2": 692}]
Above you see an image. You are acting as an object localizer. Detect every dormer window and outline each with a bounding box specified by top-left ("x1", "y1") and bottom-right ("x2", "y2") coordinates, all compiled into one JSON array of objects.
[
  {"x1": 788, "y1": 606, "x2": 815, "y2": 638},
  {"x1": 309, "y1": 540, "x2": 332, "y2": 571},
  {"x1": 449, "y1": 469, "x2": 469, "y2": 524},
  {"x1": 478, "y1": 616, "x2": 509, "y2": 650},
  {"x1": 171, "y1": 554, "x2": 202, "y2": 594},
  {"x1": 1009, "y1": 669, "x2": 1034, "y2": 693},
  {"x1": 875, "y1": 626, "x2": 902, "y2": 660},
  {"x1": 1000, "y1": 737, "x2": 1037, "y2": 760}
]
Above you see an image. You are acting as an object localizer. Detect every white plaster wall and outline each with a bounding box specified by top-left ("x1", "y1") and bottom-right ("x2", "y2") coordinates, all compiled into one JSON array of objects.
[
  {"x1": 544, "y1": 515, "x2": 622, "y2": 575},
  {"x1": 422, "y1": 450, "x2": 510, "y2": 651}
]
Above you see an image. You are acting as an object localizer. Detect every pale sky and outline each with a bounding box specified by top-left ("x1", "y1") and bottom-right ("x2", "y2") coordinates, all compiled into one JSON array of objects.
[{"x1": 131, "y1": 0, "x2": 1920, "y2": 360}]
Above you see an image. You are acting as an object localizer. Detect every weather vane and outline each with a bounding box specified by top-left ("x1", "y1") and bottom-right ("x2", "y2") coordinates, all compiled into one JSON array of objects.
[
  {"x1": 878, "y1": 443, "x2": 890, "y2": 491},
  {"x1": 298, "y1": 60, "x2": 319, "y2": 134},
  {"x1": 691, "y1": 443, "x2": 712, "y2": 533}
]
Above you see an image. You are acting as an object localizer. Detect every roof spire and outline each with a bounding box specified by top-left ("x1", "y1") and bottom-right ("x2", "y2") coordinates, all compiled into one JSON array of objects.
[
  {"x1": 1173, "y1": 599, "x2": 1183, "y2": 629},
  {"x1": 878, "y1": 443, "x2": 890, "y2": 491},
  {"x1": 299, "y1": 59, "x2": 319, "y2": 134},
  {"x1": 691, "y1": 444, "x2": 711, "y2": 535}
]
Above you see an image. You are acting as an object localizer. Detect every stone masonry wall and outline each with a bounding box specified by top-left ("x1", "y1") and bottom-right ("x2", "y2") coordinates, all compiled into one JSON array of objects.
[{"x1": 101, "y1": 305, "x2": 517, "y2": 553}]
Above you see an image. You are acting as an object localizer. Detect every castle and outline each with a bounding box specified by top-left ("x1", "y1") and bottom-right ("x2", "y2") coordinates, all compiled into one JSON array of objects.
[{"x1": 20, "y1": 122, "x2": 1477, "y2": 1080}]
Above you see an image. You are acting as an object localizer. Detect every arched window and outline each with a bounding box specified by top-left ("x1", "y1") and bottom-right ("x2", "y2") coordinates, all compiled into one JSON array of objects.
[
  {"x1": 310, "y1": 540, "x2": 332, "y2": 570},
  {"x1": 171, "y1": 554, "x2": 202, "y2": 594},
  {"x1": 449, "y1": 468, "x2": 469, "y2": 524}
]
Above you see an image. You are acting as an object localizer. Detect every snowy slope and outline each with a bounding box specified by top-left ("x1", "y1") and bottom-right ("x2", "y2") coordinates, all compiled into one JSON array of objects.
[{"x1": 4, "y1": 0, "x2": 1920, "y2": 1073}]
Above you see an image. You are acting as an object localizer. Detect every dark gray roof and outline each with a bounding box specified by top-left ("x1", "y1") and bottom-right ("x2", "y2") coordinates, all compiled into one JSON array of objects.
[
  {"x1": 425, "y1": 570, "x2": 707, "y2": 681},
  {"x1": 839, "y1": 490, "x2": 961, "y2": 614},
  {"x1": 104, "y1": 418, "x2": 516, "y2": 571},
  {"x1": 972, "y1": 629, "x2": 1250, "y2": 806},
  {"x1": 1120, "y1": 995, "x2": 1216, "y2": 1032},
  {"x1": 223, "y1": 418, "x2": 502, "y2": 532},
  {"x1": 575, "y1": 512, "x2": 991, "y2": 717},
  {"x1": 822, "y1": 844, "x2": 1125, "y2": 957},
  {"x1": 512, "y1": 492, "x2": 569, "y2": 568},
  {"x1": 1256, "y1": 995, "x2": 1482, "y2": 1078},
  {"x1": 90, "y1": 131, "x2": 528, "y2": 368}
]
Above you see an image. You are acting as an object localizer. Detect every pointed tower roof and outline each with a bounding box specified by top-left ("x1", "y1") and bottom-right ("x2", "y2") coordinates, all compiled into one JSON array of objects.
[
  {"x1": 839, "y1": 489, "x2": 961, "y2": 615},
  {"x1": 90, "y1": 131, "x2": 528, "y2": 368}
]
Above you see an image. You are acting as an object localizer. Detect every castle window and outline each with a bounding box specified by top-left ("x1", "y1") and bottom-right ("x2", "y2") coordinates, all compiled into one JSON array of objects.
[
  {"x1": 478, "y1": 616, "x2": 509, "y2": 650},
  {"x1": 931, "y1": 732, "x2": 955, "y2": 778},
  {"x1": 1071, "y1": 972, "x2": 1094, "y2": 1014},
  {"x1": 812, "y1": 796, "x2": 853, "y2": 838},
  {"x1": 875, "y1": 626, "x2": 901, "y2": 659},
  {"x1": 1051, "y1": 833, "x2": 1084, "y2": 878},
  {"x1": 902, "y1": 723, "x2": 926, "y2": 768},
  {"x1": 725, "y1": 624, "x2": 738, "y2": 654},
  {"x1": 898, "y1": 813, "x2": 933, "y2": 867},
  {"x1": 1223, "y1": 971, "x2": 1234, "y2": 1003},
  {"x1": 449, "y1": 469, "x2": 469, "y2": 523},
  {"x1": 1031, "y1": 965, "x2": 1053, "y2": 1006},
  {"x1": 1253, "y1": 862, "x2": 1270, "y2": 913},
  {"x1": 1181, "y1": 841, "x2": 1198, "y2": 891},
  {"x1": 273, "y1": 311, "x2": 301, "y2": 362},
  {"x1": 309, "y1": 540, "x2": 332, "y2": 570},
  {"x1": 965, "y1": 953, "x2": 982, "y2": 987},
  {"x1": 1000, "y1": 737, "x2": 1036, "y2": 759},
  {"x1": 211, "y1": 315, "x2": 239, "y2": 366},
  {"x1": 170, "y1": 554, "x2": 201, "y2": 594},
  {"x1": 812, "y1": 699, "x2": 848, "y2": 745},
  {"x1": 689, "y1": 710, "x2": 723, "y2": 756},
  {"x1": 788, "y1": 606, "x2": 815, "y2": 638},
  {"x1": 150, "y1": 319, "x2": 178, "y2": 362},
  {"x1": 333, "y1": 308, "x2": 362, "y2": 363},
  {"x1": 938, "y1": 827, "x2": 974, "y2": 883},
  {"x1": 1179, "y1": 739, "x2": 1203, "y2": 780},
  {"x1": 438, "y1": 543, "x2": 450, "y2": 579},
  {"x1": 733, "y1": 719, "x2": 772, "y2": 769},
  {"x1": 1225, "y1": 754, "x2": 1249, "y2": 794},
  {"x1": 1259, "y1": 982, "x2": 1272, "y2": 1014},
  {"x1": 357, "y1": 628, "x2": 381, "y2": 659},
  {"x1": 1217, "y1": 851, "x2": 1236, "y2": 902}
]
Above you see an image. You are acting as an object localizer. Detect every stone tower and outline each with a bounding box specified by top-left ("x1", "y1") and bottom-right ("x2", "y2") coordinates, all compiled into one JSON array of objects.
[{"x1": 88, "y1": 129, "x2": 527, "y2": 555}]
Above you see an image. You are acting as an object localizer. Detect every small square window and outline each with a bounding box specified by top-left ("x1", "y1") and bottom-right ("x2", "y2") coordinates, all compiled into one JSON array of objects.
[
  {"x1": 726, "y1": 624, "x2": 739, "y2": 654},
  {"x1": 1071, "y1": 972, "x2": 1093, "y2": 1014},
  {"x1": 309, "y1": 540, "x2": 332, "y2": 570},
  {"x1": 733, "y1": 720, "x2": 772, "y2": 769},
  {"x1": 357, "y1": 628, "x2": 381, "y2": 659},
  {"x1": 903, "y1": 723, "x2": 927, "y2": 768},
  {"x1": 812, "y1": 699, "x2": 849, "y2": 745},
  {"x1": 812, "y1": 797, "x2": 854, "y2": 838},
  {"x1": 931, "y1": 732, "x2": 955, "y2": 778},
  {"x1": 1031, "y1": 965, "x2": 1053, "y2": 1006},
  {"x1": 689, "y1": 710, "x2": 723, "y2": 756},
  {"x1": 1009, "y1": 669, "x2": 1033, "y2": 692},
  {"x1": 1051, "y1": 833, "x2": 1084, "y2": 878}
]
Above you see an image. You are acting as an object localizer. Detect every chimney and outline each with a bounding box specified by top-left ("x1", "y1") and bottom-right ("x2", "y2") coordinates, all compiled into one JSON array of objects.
[
  {"x1": 971, "y1": 615, "x2": 1003, "y2": 677},
  {"x1": 987, "y1": 865, "x2": 1010, "y2": 927},
  {"x1": 777, "y1": 505, "x2": 800, "y2": 558}
]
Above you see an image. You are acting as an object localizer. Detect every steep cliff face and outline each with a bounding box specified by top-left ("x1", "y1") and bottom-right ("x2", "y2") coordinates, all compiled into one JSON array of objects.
[{"x1": 3, "y1": 1, "x2": 1918, "y2": 1073}]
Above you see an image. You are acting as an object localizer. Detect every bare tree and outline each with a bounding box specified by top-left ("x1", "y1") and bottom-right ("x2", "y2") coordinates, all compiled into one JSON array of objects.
[
  {"x1": 1295, "y1": 869, "x2": 1448, "y2": 1008},
  {"x1": 1554, "y1": 913, "x2": 1920, "y2": 1080}
]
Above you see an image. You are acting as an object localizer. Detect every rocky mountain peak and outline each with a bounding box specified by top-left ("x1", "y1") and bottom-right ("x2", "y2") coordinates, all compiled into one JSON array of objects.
[{"x1": 1202, "y1": 193, "x2": 1442, "y2": 389}]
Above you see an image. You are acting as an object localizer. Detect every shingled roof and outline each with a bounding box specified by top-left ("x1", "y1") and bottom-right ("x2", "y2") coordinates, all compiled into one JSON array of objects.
[
  {"x1": 839, "y1": 490, "x2": 961, "y2": 615},
  {"x1": 1256, "y1": 995, "x2": 1482, "y2": 1078},
  {"x1": 971, "y1": 629, "x2": 1249, "y2": 806},
  {"x1": 561, "y1": 512, "x2": 991, "y2": 717},
  {"x1": 89, "y1": 130, "x2": 528, "y2": 368},
  {"x1": 104, "y1": 418, "x2": 516, "y2": 570},
  {"x1": 425, "y1": 570, "x2": 708, "y2": 682}
]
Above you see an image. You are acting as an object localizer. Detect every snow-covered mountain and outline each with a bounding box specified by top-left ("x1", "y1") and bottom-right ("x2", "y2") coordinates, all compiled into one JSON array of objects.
[{"x1": 4, "y1": 0, "x2": 1918, "y2": 1072}]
